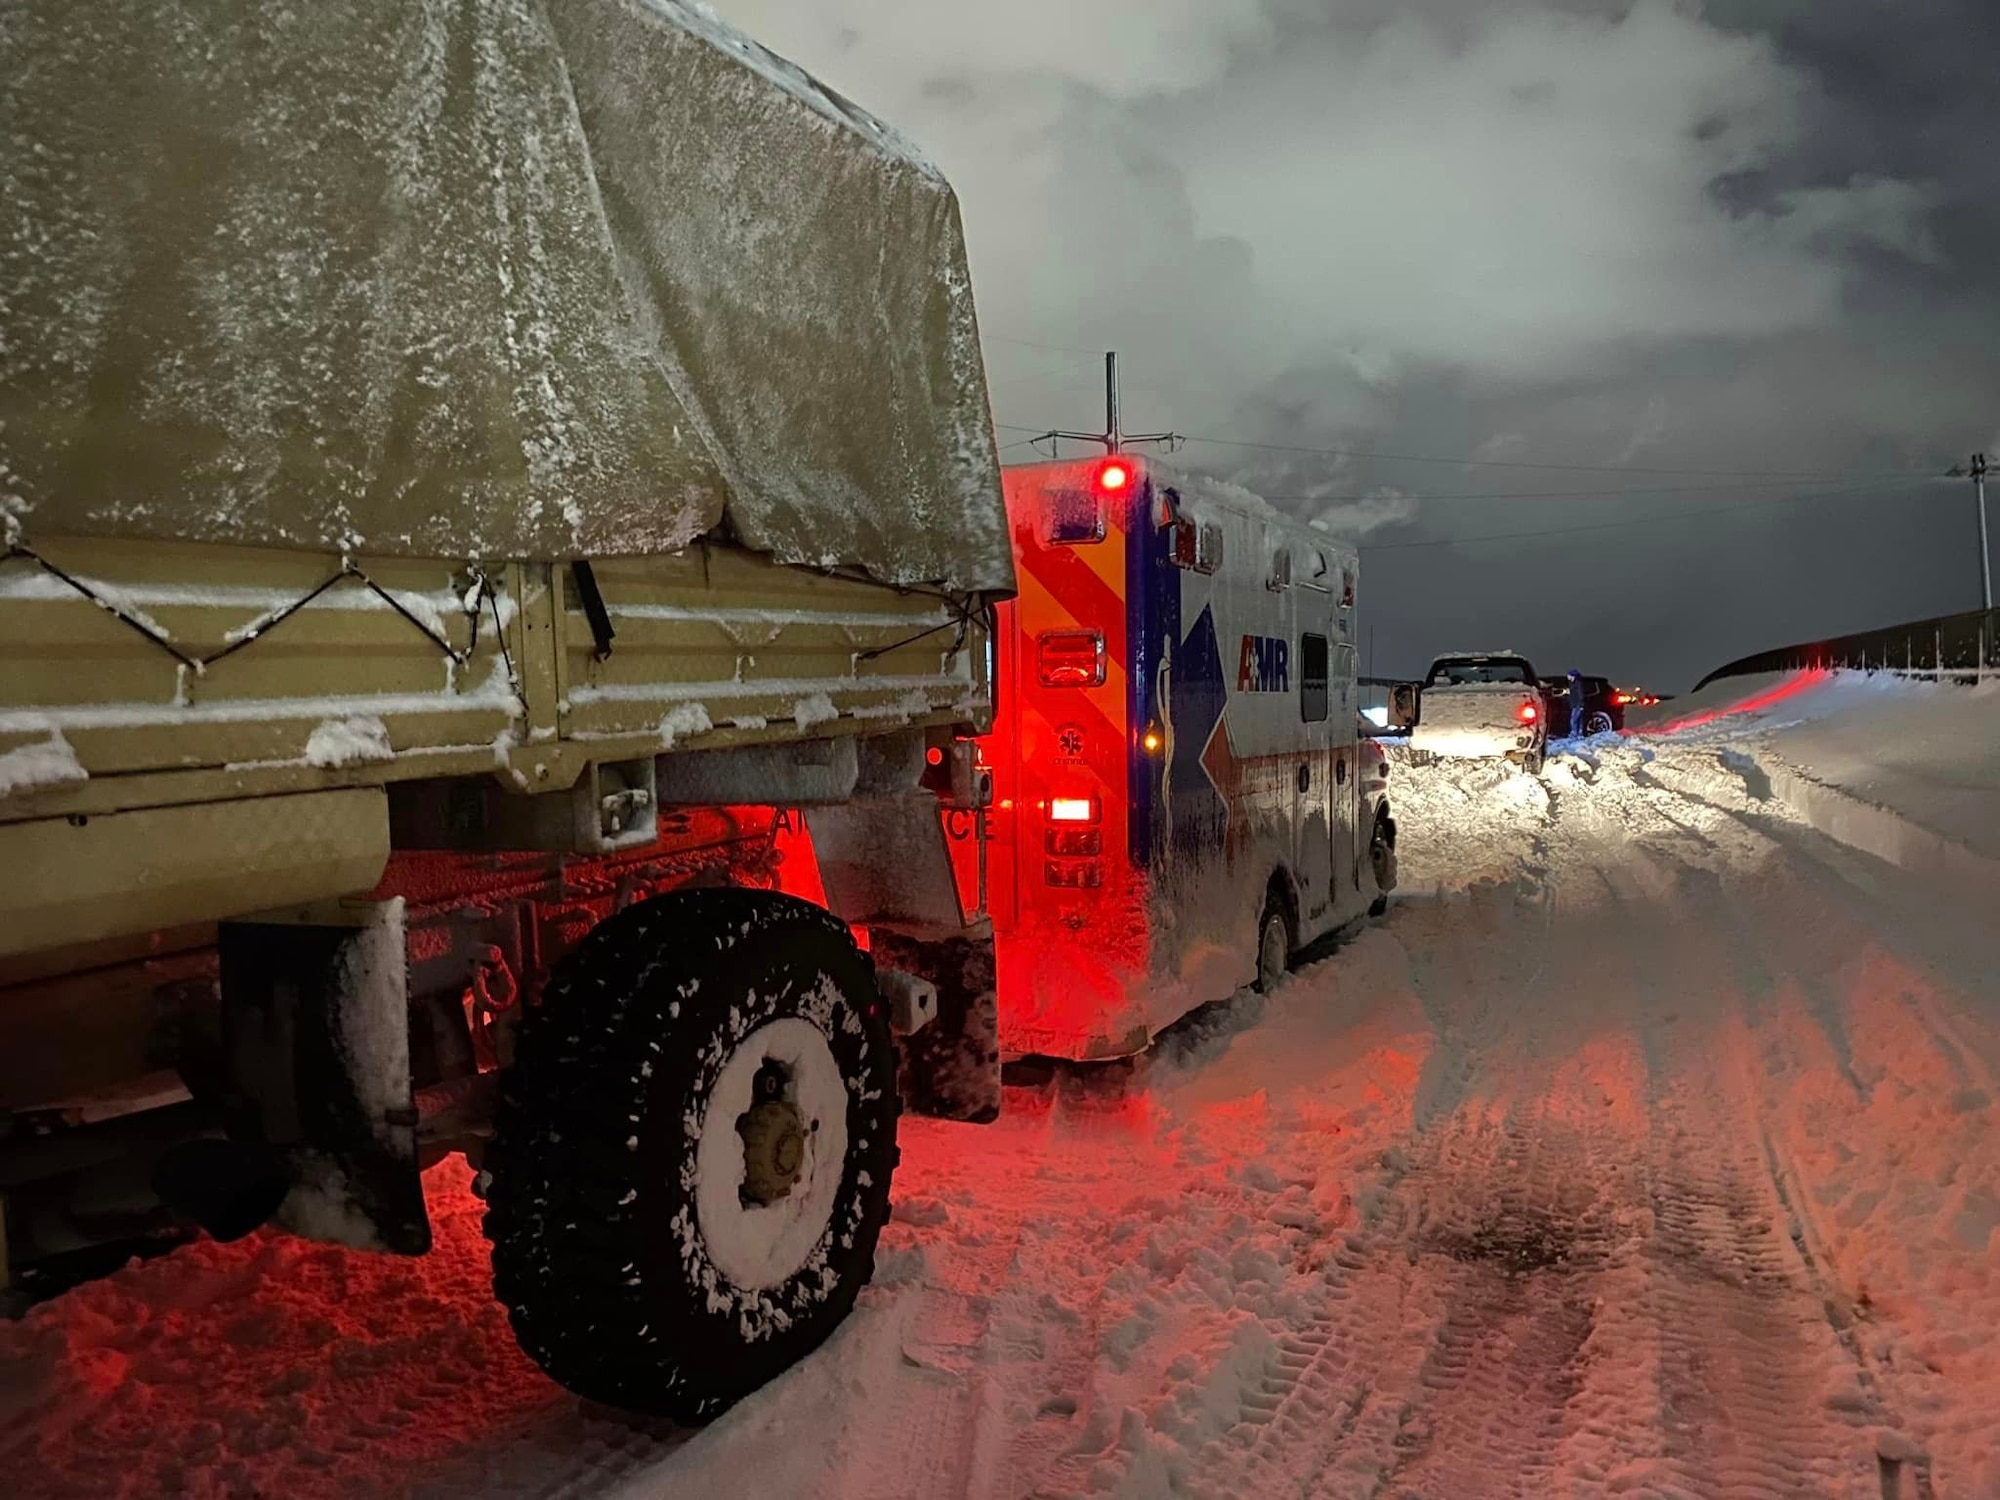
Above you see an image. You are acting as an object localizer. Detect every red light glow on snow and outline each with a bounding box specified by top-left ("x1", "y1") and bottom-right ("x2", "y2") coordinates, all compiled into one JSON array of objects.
[{"x1": 1660, "y1": 668, "x2": 1832, "y2": 733}]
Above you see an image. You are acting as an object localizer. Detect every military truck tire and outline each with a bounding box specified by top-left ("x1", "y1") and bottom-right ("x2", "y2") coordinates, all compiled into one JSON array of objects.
[{"x1": 484, "y1": 889, "x2": 898, "y2": 1422}]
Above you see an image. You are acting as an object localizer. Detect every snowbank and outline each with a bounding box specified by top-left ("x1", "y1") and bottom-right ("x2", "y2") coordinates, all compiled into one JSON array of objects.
[
  {"x1": 1625, "y1": 669, "x2": 2000, "y2": 881},
  {"x1": 1763, "y1": 679, "x2": 2000, "y2": 864}
]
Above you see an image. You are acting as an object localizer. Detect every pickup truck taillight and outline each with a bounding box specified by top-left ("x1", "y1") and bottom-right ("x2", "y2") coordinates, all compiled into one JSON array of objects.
[
  {"x1": 1516, "y1": 700, "x2": 1540, "y2": 724},
  {"x1": 1037, "y1": 630, "x2": 1106, "y2": 688}
]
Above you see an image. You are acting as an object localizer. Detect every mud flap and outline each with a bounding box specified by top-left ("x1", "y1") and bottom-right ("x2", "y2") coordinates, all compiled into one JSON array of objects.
[
  {"x1": 807, "y1": 793, "x2": 999, "y2": 1122},
  {"x1": 871, "y1": 928, "x2": 1001, "y2": 1124},
  {"x1": 218, "y1": 898, "x2": 431, "y2": 1253}
]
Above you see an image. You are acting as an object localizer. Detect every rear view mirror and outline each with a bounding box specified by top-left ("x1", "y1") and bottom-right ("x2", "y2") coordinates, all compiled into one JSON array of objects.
[{"x1": 1389, "y1": 682, "x2": 1419, "y2": 728}]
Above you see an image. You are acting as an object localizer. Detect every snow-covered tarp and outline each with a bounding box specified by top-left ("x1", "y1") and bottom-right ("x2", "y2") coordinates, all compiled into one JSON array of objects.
[{"x1": 0, "y1": 0, "x2": 1012, "y2": 594}]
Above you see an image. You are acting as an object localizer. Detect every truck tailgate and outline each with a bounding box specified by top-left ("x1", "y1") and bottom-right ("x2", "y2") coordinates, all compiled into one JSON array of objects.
[{"x1": 1409, "y1": 686, "x2": 1539, "y2": 758}]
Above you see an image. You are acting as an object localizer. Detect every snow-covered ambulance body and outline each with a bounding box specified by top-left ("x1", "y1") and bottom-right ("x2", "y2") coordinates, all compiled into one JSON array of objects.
[{"x1": 959, "y1": 457, "x2": 1396, "y2": 1060}]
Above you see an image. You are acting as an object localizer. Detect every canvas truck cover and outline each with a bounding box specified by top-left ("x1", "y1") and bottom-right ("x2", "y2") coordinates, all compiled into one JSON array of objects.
[{"x1": 0, "y1": 0, "x2": 1013, "y2": 595}]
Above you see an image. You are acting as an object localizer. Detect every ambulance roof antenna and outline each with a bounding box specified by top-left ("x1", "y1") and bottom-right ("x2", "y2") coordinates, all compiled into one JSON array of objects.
[{"x1": 1034, "y1": 352, "x2": 1182, "y2": 459}]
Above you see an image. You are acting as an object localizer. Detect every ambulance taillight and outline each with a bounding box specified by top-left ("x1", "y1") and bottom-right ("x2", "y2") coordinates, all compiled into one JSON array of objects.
[
  {"x1": 1044, "y1": 797, "x2": 1103, "y2": 879},
  {"x1": 1044, "y1": 860, "x2": 1104, "y2": 889}
]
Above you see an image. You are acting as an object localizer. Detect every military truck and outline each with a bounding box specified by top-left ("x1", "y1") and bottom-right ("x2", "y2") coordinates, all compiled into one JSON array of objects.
[{"x1": 0, "y1": 0, "x2": 1011, "y2": 1420}]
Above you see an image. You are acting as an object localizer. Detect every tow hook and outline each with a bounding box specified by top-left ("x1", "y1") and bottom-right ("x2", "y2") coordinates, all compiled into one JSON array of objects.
[{"x1": 876, "y1": 967, "x2": 939, "y2": 1036}]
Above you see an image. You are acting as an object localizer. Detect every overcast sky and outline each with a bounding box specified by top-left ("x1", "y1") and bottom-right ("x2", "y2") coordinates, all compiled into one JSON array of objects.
[{"x1": 717, "y1": 0, "x2": 2000, "y2": 689}]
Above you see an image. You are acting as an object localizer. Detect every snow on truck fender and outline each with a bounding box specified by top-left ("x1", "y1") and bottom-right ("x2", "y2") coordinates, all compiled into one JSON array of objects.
[{"x1": 952, "y1": 457, "x2": 1390, "y2": 1062}]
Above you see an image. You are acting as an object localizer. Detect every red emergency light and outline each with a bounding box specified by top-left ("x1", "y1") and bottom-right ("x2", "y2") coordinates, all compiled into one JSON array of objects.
[
  {"x1": 1517, "y1": 699, "x2": 1540, "y2": 724},
  {"x1": 1097, "y1": 461, "x2": 1131, "y2": 494}
]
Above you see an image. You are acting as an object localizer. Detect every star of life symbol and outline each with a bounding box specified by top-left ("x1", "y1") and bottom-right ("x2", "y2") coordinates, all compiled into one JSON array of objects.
[{"x1": 1056, "y1": 724, "x2": 1086, "y2": 758}]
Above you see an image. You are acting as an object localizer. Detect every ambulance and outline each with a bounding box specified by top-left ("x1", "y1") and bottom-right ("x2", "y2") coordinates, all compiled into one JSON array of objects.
[{"x1": 949, "y1": 456, "x2": 1397, "y2": 1061}]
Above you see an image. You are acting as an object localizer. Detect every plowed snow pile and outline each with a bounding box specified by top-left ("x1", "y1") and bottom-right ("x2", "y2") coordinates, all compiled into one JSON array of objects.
[{"x1": 4, "y1": 702, "x2": 1996, "y2": 1498}]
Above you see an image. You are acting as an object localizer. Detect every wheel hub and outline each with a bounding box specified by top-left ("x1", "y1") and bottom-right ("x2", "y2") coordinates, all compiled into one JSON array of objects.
[{"x1": 737, "y1": 1063, "x2": 810, "y2": 1205}]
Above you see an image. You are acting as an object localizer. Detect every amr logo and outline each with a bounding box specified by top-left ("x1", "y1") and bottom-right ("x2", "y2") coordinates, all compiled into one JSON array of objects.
[{"x1": 1237, "y1": 634, "x2": 1290, "y2": 693}]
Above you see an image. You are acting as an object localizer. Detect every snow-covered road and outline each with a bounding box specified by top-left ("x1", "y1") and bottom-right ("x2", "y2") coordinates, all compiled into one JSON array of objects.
[{"x1": 6, "y1": 724, "x2": 1997, "y2": 1498}]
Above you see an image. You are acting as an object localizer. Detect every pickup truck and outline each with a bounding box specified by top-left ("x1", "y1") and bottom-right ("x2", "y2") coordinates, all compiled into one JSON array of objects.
[
  {"x1": 1390, "y1": 653, "x2": 1548, "y2": 772},
  {"x1": 1, "y1": 0, "x2": 1009, "y2": 1423}
]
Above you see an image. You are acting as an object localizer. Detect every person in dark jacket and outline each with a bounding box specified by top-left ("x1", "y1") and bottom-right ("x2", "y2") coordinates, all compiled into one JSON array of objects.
[{"x1": 1566, "y1": 669, "x2": 1586, "y2": 739}]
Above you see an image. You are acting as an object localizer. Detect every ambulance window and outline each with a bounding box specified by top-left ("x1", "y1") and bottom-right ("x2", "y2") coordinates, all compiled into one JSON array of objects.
[
  {"x1": 1300, "y1": 633, "x2": 1329, "y2": 722},
  {"x1": 1043, "y1": 486, "x2": 1105, "y2": 546},
  {"x1": 1195, "y1": 523, "x2": 1223, "y2": 575}
]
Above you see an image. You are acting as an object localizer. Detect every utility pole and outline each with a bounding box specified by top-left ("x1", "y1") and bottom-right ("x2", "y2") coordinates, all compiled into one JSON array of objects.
[
  {"x1": 1949, "y1": 453, "x2": 1992, "y2": 611},
  {"x1": 1035, "y1": 352, "x2": 1181, "y2": 458},
  {"x1": 1978, "y1": 452, "x2": 1992, "y2": 613}
]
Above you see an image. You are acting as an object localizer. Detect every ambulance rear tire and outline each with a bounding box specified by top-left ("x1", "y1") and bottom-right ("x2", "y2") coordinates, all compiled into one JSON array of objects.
[
  {"x1": 1255, "y1": 893, "x2": 1293, "y2": 994},
  {"x1": 483, "y1": 888, "x2": 899, "y2": 1422},
  {"x1": 1368, "y1": 811, "x2": 1397, "y2": 918}
]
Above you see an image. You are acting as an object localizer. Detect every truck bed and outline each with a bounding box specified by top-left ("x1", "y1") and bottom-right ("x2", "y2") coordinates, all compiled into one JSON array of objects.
[{"x1": 0, "y1": 535, "x2": 989, "y2": 953}]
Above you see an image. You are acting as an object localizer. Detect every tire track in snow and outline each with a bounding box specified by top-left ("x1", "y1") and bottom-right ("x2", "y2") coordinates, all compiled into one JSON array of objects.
[
  {"x1": 1605, "y1": 844, "x2": 1908, "y2": 1497},
  {"x1": 1358, "y1": 1096, "x2": 1618, "y2": 1500},
  {"x1": 1164, "y1": 912, "x2": 1646, "y2": 1499}
]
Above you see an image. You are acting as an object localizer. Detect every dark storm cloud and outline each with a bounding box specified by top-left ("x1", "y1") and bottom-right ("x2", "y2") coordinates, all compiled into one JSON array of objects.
[{"x1": 715, "y1": 0, "x2": 2000, "y2": 690}]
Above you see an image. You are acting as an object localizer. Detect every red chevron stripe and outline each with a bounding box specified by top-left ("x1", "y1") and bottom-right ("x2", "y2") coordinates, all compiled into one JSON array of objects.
[{"x1": 1013, "y1": 541, "x2": 1129, "y2": 672}]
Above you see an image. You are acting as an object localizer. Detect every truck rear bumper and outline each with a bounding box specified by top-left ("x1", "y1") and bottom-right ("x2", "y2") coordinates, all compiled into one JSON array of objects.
[{"x1": 1409, "y1": 726, "x2": 1538, "y2": 759}]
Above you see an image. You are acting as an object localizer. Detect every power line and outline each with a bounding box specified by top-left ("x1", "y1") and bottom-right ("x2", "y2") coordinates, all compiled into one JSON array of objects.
[
  {"x1": 985, "y1": 333, "x2": 1106, "y2": 358},
  {"x1": 1179, "y1": 433, "x2": 1928, "y2": 482},
  {"x1": 997, "y1": 419, "x2": 1937, "y2": 483},
  {"x1": 996, "y1": 421, "x2": 1930, "y2": 504},
  {"x1": 1262, "y1": 474, "x2": 1901, "y2": 506},
  {"x1": 984, "y1": 355, "x2": 1107, "y2": 393},
  {"x1": 1353, "y1": 481, "x2": 1899, "y2": 553}
]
